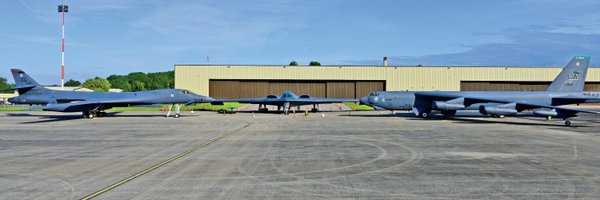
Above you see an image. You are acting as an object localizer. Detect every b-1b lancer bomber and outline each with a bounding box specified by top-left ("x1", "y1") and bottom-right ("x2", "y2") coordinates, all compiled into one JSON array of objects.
[
  {"x1": 360, "y1": 56, "x2": 600, "y2": 126},
  {"x1": 8, "y1": 69, "x2": 214, "y2": 119}
]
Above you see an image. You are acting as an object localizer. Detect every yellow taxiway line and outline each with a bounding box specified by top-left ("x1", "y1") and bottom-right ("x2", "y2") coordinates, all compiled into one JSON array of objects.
[{"x1": 80, "y1": 121, "x2": 251, "y2": 200}]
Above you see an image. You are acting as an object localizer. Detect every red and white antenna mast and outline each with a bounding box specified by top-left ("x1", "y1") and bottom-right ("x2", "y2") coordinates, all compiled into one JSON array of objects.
[{"x1": 58, "y1": 5, "x2": 68, "y2": 90}]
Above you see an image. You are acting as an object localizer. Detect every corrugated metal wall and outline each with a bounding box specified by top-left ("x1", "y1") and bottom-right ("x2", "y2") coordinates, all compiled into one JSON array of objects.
[
  {"x1": 326, "y1": 82, "x2": 355, "y2": 98},
  {"x1": 209, "y1": 80, "x2": 239, "y2": 99},
  {"x1": 209, "y1": 80, "x2": 384, "y2": 98},
  {"x1": 175, "y1": 65, "x2": 600, "y2": 95},
  {"x1": 585, "y1": 83, "x2": 600, "y2": 91},
  {"x1": 356, "y1": 81, "x2": 384, "y2": 97},
  {"x1": 240, "y1": 81, "x2": 269, "y2": 98},
  {"x1": 461, "y1": 81, "x2": 600, "y2": 91}
]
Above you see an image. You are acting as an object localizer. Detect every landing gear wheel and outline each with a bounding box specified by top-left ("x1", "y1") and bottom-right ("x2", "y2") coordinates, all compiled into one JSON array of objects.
[
  {"x1": 175, "y1": 113, "x2": 180, "y2": 118},
  {"x1": 565, "y1": 120, "x2": 571, "y2": 126},
  {"x1": 419, "y1": 112, "x2": 429, "y2": 118},
  {"x1": 311, "y1": 108, "x2": 318, "y2": 112},
  {"x1": 499, "y1": 115, "x2": 505, "y2": 118},
  {"x1": 88, "y1": 114, "x2": 95, "y2": 119}
]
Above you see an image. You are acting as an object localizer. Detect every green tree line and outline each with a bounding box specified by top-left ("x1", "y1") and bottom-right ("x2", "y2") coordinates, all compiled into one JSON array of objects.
[
  {"x1": 0, "y1": 70, "x2": 175, "y2": 93},
  {"x1": 106, "y1": 71, "x2": 174, "y2": 92},
  {"x1": 0, "y1": 77, "x2": 16, "y2": 93}
]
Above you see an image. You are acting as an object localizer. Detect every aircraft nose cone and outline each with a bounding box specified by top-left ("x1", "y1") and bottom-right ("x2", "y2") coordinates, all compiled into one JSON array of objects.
[
  {"x1": 196, "y1": 95, "x2": 215, "y2": 102},
  {"x1": 359, "y1": 96, "x2": 370, "y2": 105},
  {"x1": 7, "y1": 97, "x2": 17, "y2": 103},
  {"x1": 205, "y1": 96, "x2": 215, "y2": 102}
]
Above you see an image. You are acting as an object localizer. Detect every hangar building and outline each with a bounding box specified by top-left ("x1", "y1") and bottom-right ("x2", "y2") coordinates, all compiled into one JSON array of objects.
[{"x1": 174, "y1": 64, "x2": 600, "y2": 99}]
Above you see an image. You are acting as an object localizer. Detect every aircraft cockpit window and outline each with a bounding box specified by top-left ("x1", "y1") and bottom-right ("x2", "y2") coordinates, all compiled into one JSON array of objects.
[{"x1": 182, "y1": 90, "x2": 192, "y2": 94}]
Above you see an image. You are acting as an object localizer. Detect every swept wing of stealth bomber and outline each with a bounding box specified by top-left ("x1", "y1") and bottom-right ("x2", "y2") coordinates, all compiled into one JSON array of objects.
[
  {"x1": 360, "y1": 56, "x2": 600, "y2": 126},
  {"x1": 8, "y1": 69, "x2": 214, "y2": 119},
  {"x1": 212, "y1": 91, "x2": 358, "y2": 114}
]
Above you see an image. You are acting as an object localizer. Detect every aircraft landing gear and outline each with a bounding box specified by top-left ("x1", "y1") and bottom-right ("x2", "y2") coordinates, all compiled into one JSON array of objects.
[
  {"x1": 83, "y1": 111, "x2": 96, "y2": 119},
  {"x1": 82, "y1": 110, "x2": 107, "y2": 119},
  {"x1": 419, "y1": 111, "x2": 430, "y2": 118},
  {"x1": 565, "y1": 120, "x2": 571, "y2": 126},
  {"x1": 166, "y1": 104, "x2": 181, "y2": 118},
  {"x1": 311, "y1": 104, "x2": 319, "y2": 112},
  {"x1": 283, "y1": 102, "x2": 291, "y2": 115},
  {"x1": 258, "y1": 104, "x2": 269, "y2": 112},
  {"x1": 82, "y1": 112, "x2": 94, "y2": 119}
]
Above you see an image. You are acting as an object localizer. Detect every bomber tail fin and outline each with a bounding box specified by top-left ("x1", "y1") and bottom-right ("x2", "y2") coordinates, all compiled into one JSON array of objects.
[
  {"x1": 10, "y1": 69, "x2": 44, "y2": 94},
  {"x1": 546, "y1": 56, "x2": 590, "y2": 92}
]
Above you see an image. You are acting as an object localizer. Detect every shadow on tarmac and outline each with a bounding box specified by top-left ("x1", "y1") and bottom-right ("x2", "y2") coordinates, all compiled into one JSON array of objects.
[
  {"x1": 6, "y1": 112, "x2": 180, "y2": 124},
  {"x1": 235, "y1": 110, "x2": 350, "y2": 115},
  {"x1": 343, "y1": 112, "x2": 579, "y2": 127},
  {"x1": 7, "y1": 113, "x2": 84, "y2": 124}
]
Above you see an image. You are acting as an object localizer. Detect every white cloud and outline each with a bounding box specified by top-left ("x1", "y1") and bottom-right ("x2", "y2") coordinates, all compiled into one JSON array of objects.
[{"x1": 130, "y1": 2, "x2": 310, "y2": 48}]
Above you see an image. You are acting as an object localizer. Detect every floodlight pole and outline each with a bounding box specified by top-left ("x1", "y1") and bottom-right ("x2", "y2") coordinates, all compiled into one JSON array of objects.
[{"x1": 58, "y1": 5, "x2": 68, "y2": 90}]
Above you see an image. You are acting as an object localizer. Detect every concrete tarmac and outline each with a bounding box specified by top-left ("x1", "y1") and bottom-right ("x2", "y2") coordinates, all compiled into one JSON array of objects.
[{"x1": 1, "y1": 108, "x2": 599, "y2": 199}]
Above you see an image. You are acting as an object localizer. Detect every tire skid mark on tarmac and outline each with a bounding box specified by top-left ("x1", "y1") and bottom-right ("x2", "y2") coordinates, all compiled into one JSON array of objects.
[
  {"x1": 235, "y1": 134, "x2": 425, "y2": 198},
  {"x1": 79, "y1": 120, "x2": 252, "y2": 200},
  {"x1": 271, "y1": 141, "x2": 388, "y2": 176},
  {"x1": 123, "y1": 118, "x2": 283, "y2": 199},
  {"x1": 195, "y1": 132, "x2": 263, "y2": 200},
  {"x1": 445, "y1": 125, "x2": 584, "y2": 199},
  {"x1": 235, "y1": 126, "x2": 336, "y2": 199},
  {"x1": 0, "y1": 172, "x2": 76, "y2": 200}
]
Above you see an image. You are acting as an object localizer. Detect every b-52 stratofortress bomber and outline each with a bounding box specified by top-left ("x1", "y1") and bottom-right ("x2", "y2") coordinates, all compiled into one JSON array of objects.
[
  {"x1": 8, "y1": 69, "x2": 214, "y2": 119},
  {"x1": 360, "y1": 56, "x2": 600, "y2": 126}
]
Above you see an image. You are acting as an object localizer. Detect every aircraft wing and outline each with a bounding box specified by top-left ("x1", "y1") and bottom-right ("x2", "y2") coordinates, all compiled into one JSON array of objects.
[
  {"x1": 42, "y1": 98, "x2": 153, "y2": 112},
  {"x1": 287, "y1": 97, "x2": 358, "y2": 103},
  {"x1": 213, "y1": 97, "x2": 357, "y2": 105},
  {"x1": 212, "y1": 98, "x2": 281, "y2": 104},
  {"x1": 414, "y1": 92, "x2": 600, "y2": 116},
  {"x1": 413, "y1": 92, "x2": 462, "y2": 101},
  {"x1": 515, "y1": 102, "x2": 600, "y2": 115},
  {"x1": 413, "y1": 92, "x2": 512, "y2": 111},
  {"x1": 415, "y1": 92, "x2": 510, "y2": 106}
]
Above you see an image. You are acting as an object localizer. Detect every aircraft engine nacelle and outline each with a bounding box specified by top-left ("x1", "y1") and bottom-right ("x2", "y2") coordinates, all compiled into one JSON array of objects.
[
  {"x1": 299, "y1": 95, "x2": 311, "y2": 98},
  {"x1": 431, "y1": 101, "x2": 465, "y2": 110},
  {"x1": 533, "y1": 109, "x2": 558, "y2": 117},
  {"x1": 478, "y1": 105, "x2": 517, "y2": 116},
  {"x1": 532, "y1": 109, "x2": 573, "y2": 118}
]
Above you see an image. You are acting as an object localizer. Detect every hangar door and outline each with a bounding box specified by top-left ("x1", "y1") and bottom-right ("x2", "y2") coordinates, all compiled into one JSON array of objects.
[
  {"x1": 209, "y1": 80, "x2": 384, "y2": 99},
  {"x1": 461, "y1": 81, "x2": 600, "y2": 91}
]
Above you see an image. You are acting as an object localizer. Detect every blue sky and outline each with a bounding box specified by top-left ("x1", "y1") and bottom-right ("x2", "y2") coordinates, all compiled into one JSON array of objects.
[{"x1": 2, "y1": 0, "x2": 600, "y2": 84}]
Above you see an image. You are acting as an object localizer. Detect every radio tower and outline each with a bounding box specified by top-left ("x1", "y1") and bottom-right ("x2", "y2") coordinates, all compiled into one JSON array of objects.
[{"x1": 58, "y1": 5, "x2": 68, "y2": 90}]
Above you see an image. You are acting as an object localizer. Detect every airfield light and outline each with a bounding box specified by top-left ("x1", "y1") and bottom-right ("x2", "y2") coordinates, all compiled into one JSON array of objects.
[{"x1": 58, "y1": 5, "x2": 68, "y2": 90}]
